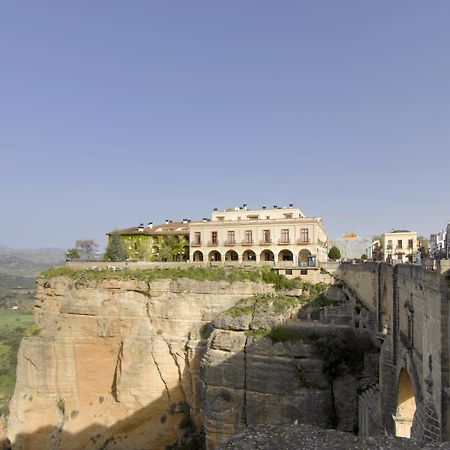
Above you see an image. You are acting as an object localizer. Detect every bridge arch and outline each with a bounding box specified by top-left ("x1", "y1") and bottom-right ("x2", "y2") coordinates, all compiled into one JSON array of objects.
[{"x1": 394, "y1": 368, "x2": 417, "y2": 438}]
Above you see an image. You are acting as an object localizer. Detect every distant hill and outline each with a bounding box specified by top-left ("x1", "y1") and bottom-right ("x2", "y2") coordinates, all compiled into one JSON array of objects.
[{"x1": 0, "y1": 247, "x2": 65, "y2": 278}]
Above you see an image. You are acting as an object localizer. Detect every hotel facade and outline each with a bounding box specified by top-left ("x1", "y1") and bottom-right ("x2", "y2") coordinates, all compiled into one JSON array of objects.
[{"x1": 188, "y1": 204, "x2": 328, "y2": 266}]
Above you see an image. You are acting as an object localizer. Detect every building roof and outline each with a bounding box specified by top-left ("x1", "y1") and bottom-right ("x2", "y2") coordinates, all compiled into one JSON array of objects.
[{"x1": 107, "y1": 221, "x2": 190, "y2": 236}]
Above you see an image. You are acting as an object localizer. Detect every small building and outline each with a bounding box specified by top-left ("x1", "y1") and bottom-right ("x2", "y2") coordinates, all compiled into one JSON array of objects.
[
  {"x1": 381, "y1": 230, "x2": 418, "y2": 263},
  {"x1": 188, "y1": 204, "x2": 328, "y2": 267},
  {"x1": 107, "y1": 220, "x2": 190, "y2": 261}
]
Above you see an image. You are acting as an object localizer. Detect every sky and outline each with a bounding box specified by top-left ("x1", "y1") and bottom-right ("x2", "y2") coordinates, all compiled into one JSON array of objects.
[{"x1": 1, "y1": 1, "x2": 449, "y2": 249}]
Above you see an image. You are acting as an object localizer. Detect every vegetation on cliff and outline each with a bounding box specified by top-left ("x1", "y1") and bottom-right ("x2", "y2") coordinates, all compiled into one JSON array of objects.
[
  {"x1": 0, "y1": 311, "x2": 36, "y2": 416},
  {"x1": 41, "y1": 266, "x2": 301, "y2": 290}
]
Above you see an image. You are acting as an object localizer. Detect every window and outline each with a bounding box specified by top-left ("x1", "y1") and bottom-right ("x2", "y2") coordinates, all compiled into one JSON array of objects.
[
  {"x1": 285, "y1": 269, "x2": 292, "y2": 275},
  {"x1": 300, "y1": 269, "x2": 308, "y2": 275},
  {"x1": 281, "y1": 229, "x2": 289, "y2": 243},
  {"x1": 387, "y1": 240, "x2": 393, "y2": 249},
  {"x1": 244, "y1": 230, "x2": 252, "y2": 244},
  {"x1": 194, "y1": 232, "x2": 201, "y2": 245},
  {"x1": 263, "y1": 229, "x2": 271, "y2": 243},
  {"x1": 408, "y1": 239, "x2": 413, "y2": 249},
  {"x1": 300, "y1": 228, "x2": 309, "y2": 243},
  {"x1": 227, "y1": 231, "x2": 235, "y2": 244},
  {"x1": 398, "y1": 240, "x2": 403, "y2": 249},
  {"x1": 211, "y1": 231, "x2": 218, "y2": 244}
]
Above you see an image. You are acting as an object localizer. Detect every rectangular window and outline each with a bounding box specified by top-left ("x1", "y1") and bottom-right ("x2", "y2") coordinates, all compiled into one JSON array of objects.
[
  {"x1": 263, "y1": 229, "x2": 271, "y2": 243},
  {"x1": 387, "y1": 240, "x2": 392, "y2": 249},
  {"x1": 398, "y1": 240, "x2": 403, "y2": 249},
  {"x1": 244, "y1": 230, "x2": 253, "y2": 244},
  {"x1": 285, "y1": 269, "x2": 292, "y2": 275},
  {"x1": 408, "y1": 239, "x2": 413, "y2": 249},
  {"x1": 211, "y1": 231, "x2": 218, "y2": 244},
  {"x1": 300, "y1": 228, "x2": 309, "y2": 243},
  {"x1": 194, "y1": 232, "x2": 201, "y2": 245},
  {"x1": 227, "y1": 231, "x2": 235, "y2": 244},
  {"x1": 281, "y1": 229, "x2": 289, "y2": 243}
]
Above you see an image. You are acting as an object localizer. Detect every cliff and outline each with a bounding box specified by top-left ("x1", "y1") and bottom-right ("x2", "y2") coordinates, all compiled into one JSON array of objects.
[
  {"x1": 201, "y1": 286, "x2": 378, "y2": 448},
  {"x1": 7, "y1": 271, "x2": 272, "y2": 450}
]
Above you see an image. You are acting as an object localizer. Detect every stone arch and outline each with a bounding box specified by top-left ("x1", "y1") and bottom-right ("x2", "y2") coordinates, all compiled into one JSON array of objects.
[
  {"x1": 208, "y1": 250, "x2": 222, "y2": 262},
  {"x1": 242, "y1": 250, "x2": 256, "y2": 261},
  {"x1": 278, "y1": 249, "x2": 293, "y2": 262},
  {"x1": 299, "y1": 249, "x2": 312, "y2": 264},
  {"x1": 260, "y1": 249, "x2": 275, "y2": 262},
  {"x1": 192, "y1": 250, "x2": 203, "y2": 262},
  {"x1": 394, "y1": 369, "x2": 417, "y2": 438},
  {"x1": 225, "y1": 250, "x2": 239, "y2": 261}
]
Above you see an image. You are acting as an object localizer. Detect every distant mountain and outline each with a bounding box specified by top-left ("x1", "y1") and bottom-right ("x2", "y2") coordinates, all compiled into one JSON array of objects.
[{"x1": 0, "y1": 248, "x2": 65, "y2": 278}]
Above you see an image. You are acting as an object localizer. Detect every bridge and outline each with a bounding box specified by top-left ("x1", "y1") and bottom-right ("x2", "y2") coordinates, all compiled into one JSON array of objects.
[{"x1": 338, "y1": 260, "x2": 450, "y2": 442}]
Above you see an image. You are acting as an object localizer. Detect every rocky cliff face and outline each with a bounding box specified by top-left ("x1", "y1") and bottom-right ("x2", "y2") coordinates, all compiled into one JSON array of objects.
[
  {"x1": 201, "y1": 287, "x2": 378, "y2": 449},
  {"x1": 7, "y1": 275, "x2": 272, "y2": 450}
]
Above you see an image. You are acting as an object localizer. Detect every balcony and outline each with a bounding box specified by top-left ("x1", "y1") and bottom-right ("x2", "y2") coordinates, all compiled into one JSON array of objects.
[
  {"x1": 225, "y1": 240, "x2": 236, "y2": 246},
  {"x1": 259, "y1": 239, "x2": 272, "y2": 245},
  {"x1": 278, "y1": 239, "x2": 291, "y2": 245},
  {"x1": 191, "y1": 241, "x2": 202, "y2": 247},
  {"x1": 297, "y1": 239, "x2": 310, "y2": 245},
  {"x1": 242, "y1": 240, "x2": 254, "y2": 246},
  {"x1": 207, "y1": 241, "x2": 218, "y2": 247}
]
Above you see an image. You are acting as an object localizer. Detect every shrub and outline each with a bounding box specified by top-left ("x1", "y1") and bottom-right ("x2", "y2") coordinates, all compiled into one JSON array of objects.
[{"x1": 328, "y1": 246, "x2": 341, "y2": 261}]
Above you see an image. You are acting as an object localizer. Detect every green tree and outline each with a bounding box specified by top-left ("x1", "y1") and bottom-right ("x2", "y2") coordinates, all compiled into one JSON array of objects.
[
  {"x1": 66, "y1": 248, "x2": 80, "y2": 260},
  {"x1": 361, "y1": 253, "x2": 368, "y2": 260},
  {"x1": 154, "y1": 236, "x2": 188, "y2": 262},
  {"x1": 328, "y1": 246, "x2": 341, "y2": 261},
  {"x1": 104, "y1": 234, "x2": 128, "y2": 262}
]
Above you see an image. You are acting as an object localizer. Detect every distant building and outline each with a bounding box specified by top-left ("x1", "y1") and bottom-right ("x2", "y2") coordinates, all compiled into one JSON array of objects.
[
  {"x1": 188, "y1": 204, "x2": 328, "y2": 266},
  {"x1": 381, "y1": 230, "x2": 418, "y2": 263},
  {"x1": 107, "y1": 221, "x2": 190, "y2": 261},
  {"x1": 430, "y1": 222, "x2": 450, "y2": 259},
  {"x1": 330, "y1": 234, "x2": 373, "y2": 260}
]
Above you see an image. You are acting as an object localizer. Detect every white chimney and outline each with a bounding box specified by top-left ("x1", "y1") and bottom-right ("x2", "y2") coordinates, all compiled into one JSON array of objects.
[{"x1": 147, "y1": 222, "x2": 153, "y2": 229}]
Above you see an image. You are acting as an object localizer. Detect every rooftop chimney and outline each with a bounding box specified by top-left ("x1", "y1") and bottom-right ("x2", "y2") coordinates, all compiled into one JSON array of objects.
[
  {"x1": 138, "y1": 223, "x2": 144, "y2": 232},
  {"x1": 273, "y1": 205, "x2": 277, "y2": 209},
  {"x1": 165, "y1": 219, "x2": 169, "y2": 224},
  {"x1": 147, "y1": 222, "x2": 153, "y2": 229},
  {"x1": 202, "y1": 217, "x2": 208, "y2": 222},
  {"x1": 262, "y1": 206, "x2": 266, "y2": 209},
  {"x1": 289, "y1": 203, "x2": 294, "y2": 207},
  {"x1": 213, "y1": 208, "x2": 218, "y2": 211},
  {"x1": 243, "y1": 203, "x2": 248, "y2": 210},
  {"x1": 182, "y1": 219, "x2": 188, "y2": 224}
]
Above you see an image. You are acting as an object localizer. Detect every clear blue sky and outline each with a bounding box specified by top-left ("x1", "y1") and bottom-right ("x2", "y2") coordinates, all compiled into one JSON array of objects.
[{"x1": 1, "y1": 1, "x2": 449, "y2": 249}]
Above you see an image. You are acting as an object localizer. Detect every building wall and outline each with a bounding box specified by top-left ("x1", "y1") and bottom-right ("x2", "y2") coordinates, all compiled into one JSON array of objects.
[
  {"x1": 189, "y1": 207, "x2": 328, "y2": 265},
  {"x1": 381, "y1": 231, "x2": 418, "y2": 263},
  {"x1": 330, "y1": 237, "x2": 373, "y2": 260}
]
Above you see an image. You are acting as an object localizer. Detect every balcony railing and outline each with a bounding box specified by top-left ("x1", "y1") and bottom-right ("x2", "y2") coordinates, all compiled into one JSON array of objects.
[
  {"x1": 225, "y1": 240, "x2": 236, "y2": 246},
  {"x1": 297, "y1": 239, "x2": 310, "y2": 244},
  {"x1": 278, "y1": 239, "x2": 291, "y2": 245},
  {"x1": 242, "y1": 240, "x2": 254, "y2": 246},
  {"x1": 207, "y1": 241, "x2": 218, "y2": 246},
  {"x1": 191, "y1": 241, "x2": 202, "y2": 247},
  {"x1": 259, "y1": 239, "x2": 272, "y2": 245}
]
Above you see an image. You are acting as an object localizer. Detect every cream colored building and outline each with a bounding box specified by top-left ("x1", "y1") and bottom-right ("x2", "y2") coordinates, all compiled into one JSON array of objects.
[
  {"x1": 381, "y1": 230, "x2": 418, "y2": 263},
  {"x1": 189, "y1": 204, "x2": 328, "y2": 266}
]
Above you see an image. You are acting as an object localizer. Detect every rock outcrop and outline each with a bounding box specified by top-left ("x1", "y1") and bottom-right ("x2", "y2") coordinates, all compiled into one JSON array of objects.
[
  {"x1": 201, "y1": 287, "x2": 377, "y2": 448},
  {"x1": 7, "y1": 275, "x2": 272, "y2": 450}
]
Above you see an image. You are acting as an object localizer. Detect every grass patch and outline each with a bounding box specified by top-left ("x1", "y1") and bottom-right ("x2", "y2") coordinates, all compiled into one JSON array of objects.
[{"x1": 41, "y1": 266, "x2": 300, "y2": 291}]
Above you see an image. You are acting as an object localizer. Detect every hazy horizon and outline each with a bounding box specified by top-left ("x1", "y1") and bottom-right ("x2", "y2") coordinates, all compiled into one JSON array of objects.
[{"x1": 1, "y1": 1, "x2": 449, "y2": 249}]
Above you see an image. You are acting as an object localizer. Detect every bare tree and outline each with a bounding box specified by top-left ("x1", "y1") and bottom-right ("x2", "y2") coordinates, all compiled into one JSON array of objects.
[{"x1": 75, "y1": 240, "x2": 99, "y2": 260}]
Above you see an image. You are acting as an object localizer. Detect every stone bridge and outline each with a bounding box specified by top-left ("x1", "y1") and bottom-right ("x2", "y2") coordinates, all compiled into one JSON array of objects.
[{"x1": 338, "y1": 260, "x2": 450, "y2": 443}]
